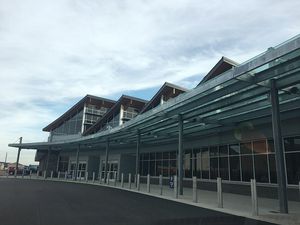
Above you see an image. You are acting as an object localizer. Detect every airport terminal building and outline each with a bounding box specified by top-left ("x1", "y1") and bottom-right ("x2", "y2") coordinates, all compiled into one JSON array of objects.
[{"x1": 9, "y1": 35, "x2": 300, "y2": 211}]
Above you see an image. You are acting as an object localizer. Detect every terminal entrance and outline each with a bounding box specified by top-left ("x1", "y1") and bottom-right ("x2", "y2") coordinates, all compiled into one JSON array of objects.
[
  {"x1": 70, "y1": 161, "x2": 87, "y2": 180},
  {"x1": 101, "y1": 160, "x2": 118, "y2": 180}
]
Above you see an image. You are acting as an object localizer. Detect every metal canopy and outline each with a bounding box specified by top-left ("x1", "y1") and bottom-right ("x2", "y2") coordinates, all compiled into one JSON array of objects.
[{"x1": 9, "y1": 35, "x2": 300, "y2": 151}]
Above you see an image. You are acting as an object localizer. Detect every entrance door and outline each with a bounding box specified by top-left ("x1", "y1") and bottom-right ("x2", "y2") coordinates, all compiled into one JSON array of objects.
[{"x1": 102, "y1": 160, "x2": 118, "y2": 180}]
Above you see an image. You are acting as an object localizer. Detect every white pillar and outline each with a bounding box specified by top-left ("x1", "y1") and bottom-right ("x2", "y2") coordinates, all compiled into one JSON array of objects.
[
  {"x1": 64, "y1": 172, "x2": 67, "y2": 180},
  {"x1": 129, "y1": 173, "x2": 132, "y2": 189},
  {"x1": 159, "y1": 175, "x2": 163, "y2": 195},
  {"x1": 251, "y1": 179, "x2": 258, "y2": 216},
  {"x1": 121, "y1": 173, "x2": 124, "y2": 188},
  {"x1": 92, "y1": 172, "x2": 95, "y2": 183},
  {"x1": 137, "y1": 174, "x2": 140, "y2": 191},
  {"x1": 114, "y1": 171, "x2": 117, "y2": 186},
  {"x1": 29, "y1": 170, "x2": 32, "y2": 179},
  {"x1": 106, "y1": 172, "x2": 109, "y2": 185},
  {"x1": 43, "y1": 170, "x2": 46, "y2": 179},
  {"x1": 174, "y1": 175, "x2": 178, "y2": 199},
  {"x1": 58, "y1": 171, "x2": 60, "y2": 179},
  {"x1": 147, "y1": 174, "x2": 150, "y2": 193},
  {"x1": 217, "y1": 177, "x2": 223, "y2": 208},
  {"x1": 50, "y1": 171, "x2": 53, "y2": 179},
  {"x1": 192, "y1": 176, "x2": 198, "y2": 203}
]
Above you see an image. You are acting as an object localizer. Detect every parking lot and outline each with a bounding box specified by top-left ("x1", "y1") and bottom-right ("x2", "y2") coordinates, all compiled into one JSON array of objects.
[{"x1": 0, "y1": 178, "x2": 275, "y2": 225}]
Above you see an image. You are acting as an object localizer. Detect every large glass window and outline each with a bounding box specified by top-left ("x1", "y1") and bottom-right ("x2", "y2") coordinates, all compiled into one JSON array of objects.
[
  {"x1": 219, "y1": 145, "x2": 229, "y2": 180},
  {"x1": 284, "y1": 136, "x2": 300, "y2": 152},
  {"x1": 230, "y1": 156, "x2": 241, "y2": 181},
  {"x1": 210, "y1": 146, "x2": 218, "y2": 179},
  {"x1": 201, "y1": 147, "x2": 210, "y2": 179},
  {"x1": 193, "y1": 148, "x2": 201, "y2": 178},
  {"x1": 184, "y1": 150, "x2": 192, "y2": 178},
  {"x1": 241, "y1": 155, "x2": 254, "y2": 182},
  {"x1": 254, "y1": 154, "x2": 269, "y2": 183},
  {"x1": 285, "y1": 152, "x2": 300, "y2": 184}
]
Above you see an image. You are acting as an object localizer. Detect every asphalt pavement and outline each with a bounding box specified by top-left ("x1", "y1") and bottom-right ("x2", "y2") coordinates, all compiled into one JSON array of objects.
[{"x1": 0, "y1": 178, "x2": 275, "y2": 225}]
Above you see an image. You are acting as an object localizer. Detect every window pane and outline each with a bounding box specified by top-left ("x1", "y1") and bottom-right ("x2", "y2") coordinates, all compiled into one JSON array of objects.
[
  {"x1": 201, "y1": 148, "x2": 210, "y2": 179},
  {"x1": 142, "y1": 161, "x2": 149, "y2": 176},
  {"x1": 267, "y1": 140, "x2": 275, "y2": 153},
  {"x1": 241, "y1": 142, "x2": 252, "y2": 155},
  {"x1": 241, "y1": 155, "x2": 254, "y2": 181},
  {"x1": 229, "y1": 144, "x2": 240, "y2": 155},
  {"x1": 219, "y1": 157, "x2": 229, "y2": 180},
  {"x1": 194, "y1": 156, "x2": 201, "y2": 178},
  {"x1": 230, "y1": 156, "x2": 241, "y2": 181},
  {"x1": 156, "y1": 152, "x2": 162, "y2": 160},
  {"x1": 284, "y1": 136, "x2": 300, "y2": 152},
  {"x1": 170, "y1": 160, "x2": 177, "y2": 176},
  {"x1": 156, "y1": 160, "x2": 162, "y2": 176},
  {"x1": 143, "y1": 153, "x2": 149, "y2": 160},
  {"x1": 219, "y1": 145, "x2": 228, "y2": 156},
  {"x1": 184, "y1": 150, "x2": 192, "y2": 178},
  {"x1": 253, "y1": 140, "x2": 267, "y2": 154},
  {"x1": 193, "y1": 148, "x2": 200, "y2": 158},
  {"x1": 254, "y1": 154, "x2": 269, "y2": 183},
  {"x1": 268, "y1": 154, "x2": 277, "y2": 183},
  {"x1": 210, "y1": 146, "x2": 218, "y2": 157},
  {"x1": 150, "y1": 152, "x2": 156, "y2": 160},
  {"x1": 170, "y1": 151, "x2": 176, "y2": 160},
  {"x1": 163, "y1": 152, "x2": 170, "y2": 160},
  {"x1": 162, "y1": 160, "x2": 169, "y2": 177},
  {"x1": 210, "y1": 157, "x2": 218, "y2": 179},
  {"x1": 149, "y1": 160, "x2": 155, "y2": 176},
  {"x1": 285, "y1": 152, "x2": 300, "y2": 184}
]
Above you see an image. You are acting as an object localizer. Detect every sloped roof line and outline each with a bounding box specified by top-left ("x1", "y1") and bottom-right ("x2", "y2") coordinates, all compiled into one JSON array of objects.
[{"x1": 43, "y1": 94, "x2": 116, "y2": 132}]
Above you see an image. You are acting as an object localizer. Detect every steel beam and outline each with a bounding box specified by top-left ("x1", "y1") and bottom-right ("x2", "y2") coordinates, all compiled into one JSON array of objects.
[
  {"x1": 104, "y1": 138, "x2": 109, "y2": 183},
  {"x1": 15, "y1": 137, "x2": 22, "y2": 177},
  {"x1": 178, "y1": 114, "x2": 183, "y2": 195},
  {"x1": 74, "y1": 144, "x2": 80, "y2": 181},
  {"x1": 270, "y1": 79, "x2": 288, "y2": 214}
]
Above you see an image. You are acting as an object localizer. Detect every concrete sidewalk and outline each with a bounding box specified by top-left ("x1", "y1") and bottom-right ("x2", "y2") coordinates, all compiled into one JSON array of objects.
[{"x1": 6, "y1": 175, "x2": 300, "y2": 225}]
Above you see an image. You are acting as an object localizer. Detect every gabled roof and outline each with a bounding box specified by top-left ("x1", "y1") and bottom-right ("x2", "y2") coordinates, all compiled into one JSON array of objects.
[
  {"x1": 140, "y1": 82, "x2": 188, "y2": 113},
  {"x1": 43, "y1": 95, "x2": 116, "y2": 132},
  {"x1": 198, "y1": 56, "x2": 239, "y2": 85},
  {"x1": 83, "y1": 95, "x2": 148, "y2": 135}
]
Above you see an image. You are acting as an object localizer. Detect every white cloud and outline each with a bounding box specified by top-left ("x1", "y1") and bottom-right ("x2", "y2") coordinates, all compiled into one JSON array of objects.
[{"x1": 0, "y1": 0, "x2": 300, "y2": 164}]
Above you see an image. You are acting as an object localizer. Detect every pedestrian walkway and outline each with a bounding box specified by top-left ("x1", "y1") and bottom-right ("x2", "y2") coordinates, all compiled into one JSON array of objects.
[{"x1": 6, "y1": 174, "x2": 300, "y2": 225}]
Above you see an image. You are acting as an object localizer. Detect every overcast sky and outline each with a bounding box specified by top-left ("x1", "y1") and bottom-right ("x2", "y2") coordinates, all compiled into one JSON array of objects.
[{"x1": 0, "y1": 0, "x2": 299, "y2": 165}]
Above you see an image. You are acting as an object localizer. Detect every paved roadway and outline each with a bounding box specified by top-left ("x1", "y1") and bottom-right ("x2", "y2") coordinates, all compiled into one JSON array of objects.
[{"x1": 0, "y1": 178, "x2": 275, "y2": 225}]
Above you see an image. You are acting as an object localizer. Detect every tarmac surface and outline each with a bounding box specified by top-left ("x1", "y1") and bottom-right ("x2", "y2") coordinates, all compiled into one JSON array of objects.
[{"x1": 0, "y1": 178, "x2": 276, "y2": 225}]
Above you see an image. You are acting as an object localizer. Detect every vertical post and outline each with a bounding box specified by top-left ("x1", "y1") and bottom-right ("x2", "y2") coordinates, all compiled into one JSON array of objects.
[
  {"x1": 174, "y1": 175, "x2": 178, "y2": 199},
  {"x1": 147, "y1": 174, "x2": 150, "y2": 193},
  {"x1": 29, "y1": 170, "x2": 32, "y2": 179},
  {"x1": 45, "y1": 147, "x2": 51, "y2": 178},
  {"x1": 58, "y1": 171, "x2": 60, "y2": 179},
  {"x1": 15, "y1": 137, "x2": 22, "y2": 178},
  {"x1": 270, "y1": 79, "x2": 288, "y2": 214},
  {"x1": 251, "y1": 179, "x2": 258, "y2": 216},
  {"x1": 159, "y1": 175, "x2": 163, "y2": 195},
  {"x1": 137, "y1": 174, "x2": 140, "y2": 191},
  {"x1": 104, "y1": 139, "x2": 109, "y2": 183},
  {"x1": 217, "y1": 177, "x2": 223, "y2": 208},
  {"x1": 92, "y1": 172, "x2": 95, "y2": 183},
  {"x1": 121, "y1": 173, "x2": 124, "y2": 188},
  {"x1": 114, "y1": 171, "x2": 117, "y2": 186},
  {"x1": 74, "y1": 144, "x2": 80, "y2": 181},
  {"x1": 135, "y1": 130, "x2": 141, "y2": 187},
  {"x1": 193, "y1": 176, "x2": 198, "y2": 203},
  {"x1": 86, "y1": 171, "x2": 89, "y2": 182},
  {"x1": 129, "y1": 173, "x2": 132, "y2": 189},
  {"x1": 56, "y1": 152, "x2": 60, "y2": 172},
  {"x1": 106, "y1": 172, "x2": 110, "y2": 185},
  {"x1": 64, "y1": 172, "x2": 67, "y2": 180},
  {"x1": 50, "y1": 171, "x2": 53, "y2": 179},
  {"x1": 43, "y1": 170, "x2": 46, "y2": 179},
  {"x1": 178, "y1": 114, "x2": 184, "y2": 195},
  {"x1": 99, "y1": 171, "x2": 102, "y2": 183}
]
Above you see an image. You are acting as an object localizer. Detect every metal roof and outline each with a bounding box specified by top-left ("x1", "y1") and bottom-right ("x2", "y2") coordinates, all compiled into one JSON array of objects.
[{"x1": 9, "y1": 34, "x2": 300, "y2": 151}]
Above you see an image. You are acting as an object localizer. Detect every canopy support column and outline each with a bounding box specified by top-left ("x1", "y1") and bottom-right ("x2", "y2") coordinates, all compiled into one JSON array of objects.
[
  {"x1": 104, "y1": 139, "x2": 109, "y2": 183},
  {"x1": 135, "y1": 130, "x2": 141, "y2": 186},
  {"x1": 74, "y1": 144, "x2": 80, "y2": 181},
  {"x1": 270, "y1": 79, "x2": 288, "y2": 214},
  {"x1": 178, "y1": 114, "x2": 184, "y2": 195},
  {"x1": 45, "y1": 146, "x2": 51, "y2": 178},
  {"x1": 15, "y1": 137, "x2": 22, "y2": 177}
]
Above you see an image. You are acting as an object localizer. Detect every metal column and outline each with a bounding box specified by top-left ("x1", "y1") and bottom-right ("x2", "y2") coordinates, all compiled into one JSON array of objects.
[
  {"x1": 178, "y1": 114, "x2": 184, "y2": 195},
  {"x1": 15, "y1": 137, "x2": 22, "y2": 177},
  {"x1": 45, "y1": 147, "x2": 51, "y2": 178},
  {"x1": 135, "y1": 130, "x2": 141, "y2": 186},
  {"x1": 74, "y1": 144, "x2": 80, "y2": 181},
  {"x1": 270, "y1": 79, "x2": 288, "y2": 214},
  {"x1": 104, "y1": 139, "x2": 109, "y2": 183}
]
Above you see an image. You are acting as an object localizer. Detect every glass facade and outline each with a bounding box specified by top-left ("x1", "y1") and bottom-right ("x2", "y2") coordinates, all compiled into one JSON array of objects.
[
  {"x1": 139, "y1": 136, "x2": 300, "y2": 185},
  {"x1": 53, "y1": 110, "x2": 83, "y2": 135}
]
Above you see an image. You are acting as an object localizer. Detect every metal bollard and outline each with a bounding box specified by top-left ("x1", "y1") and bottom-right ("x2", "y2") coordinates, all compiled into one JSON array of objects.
[
  {"x1": 251, "y1": 179, "x2": 258, "y2": 216},
  {"x1": 43, "y1": 170, "x2": 47, "y2": 179},
  {"x1": 65, "y1": 172, "x2": 67, "y2": 180},
  {"x1": 192, "y1": 176, "x2": 198, "y2": 203},
  {"x1": 217, "y1": 177, "x2": 223, "y2": 208},
  {"x1": 137, "y1": 174, "x2": 140, "y2": 191},
  {"x1": 106, "y1": 172, "x2": 109, "y2": 185},
  {"x1": 159, "y1": 175, "x2": 163, "y2": 195},
  {"x1": 58, "y1": 171, "x2": 60, "y2": 179},
  {"x1": 147, "y1": 174, "x2": 150, "y2": 193},
  {"x1": 114, "y1": 171, "x2": 117, "y2": 186},
  {"x1": 92, "y1": 172, "x2": 95, "y2": 183},
  {"x1": 121, "y1": 173, "x2": 124, "y2": 188},
  {"x1": 129, "y1": 173, "x2": 132, "y2": 189},
  {"x1": 86, "y1": 172, "x2": 89, "y2": 182},
  {"x1": 174, "y1": 175, "x2": 178, "y2": 199},
  {"x1": 14, "y1": 169, "x2": 17, "y2": 178},
  {"x1": 36, "y1": 171, "x2": 39, "y2": 179},
  {"x1": 50, "y1": 171, "x2": 53, "y2": 179},
  {"x1": 29, "y1": 170, "x2": 32, "y2": 179}
]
